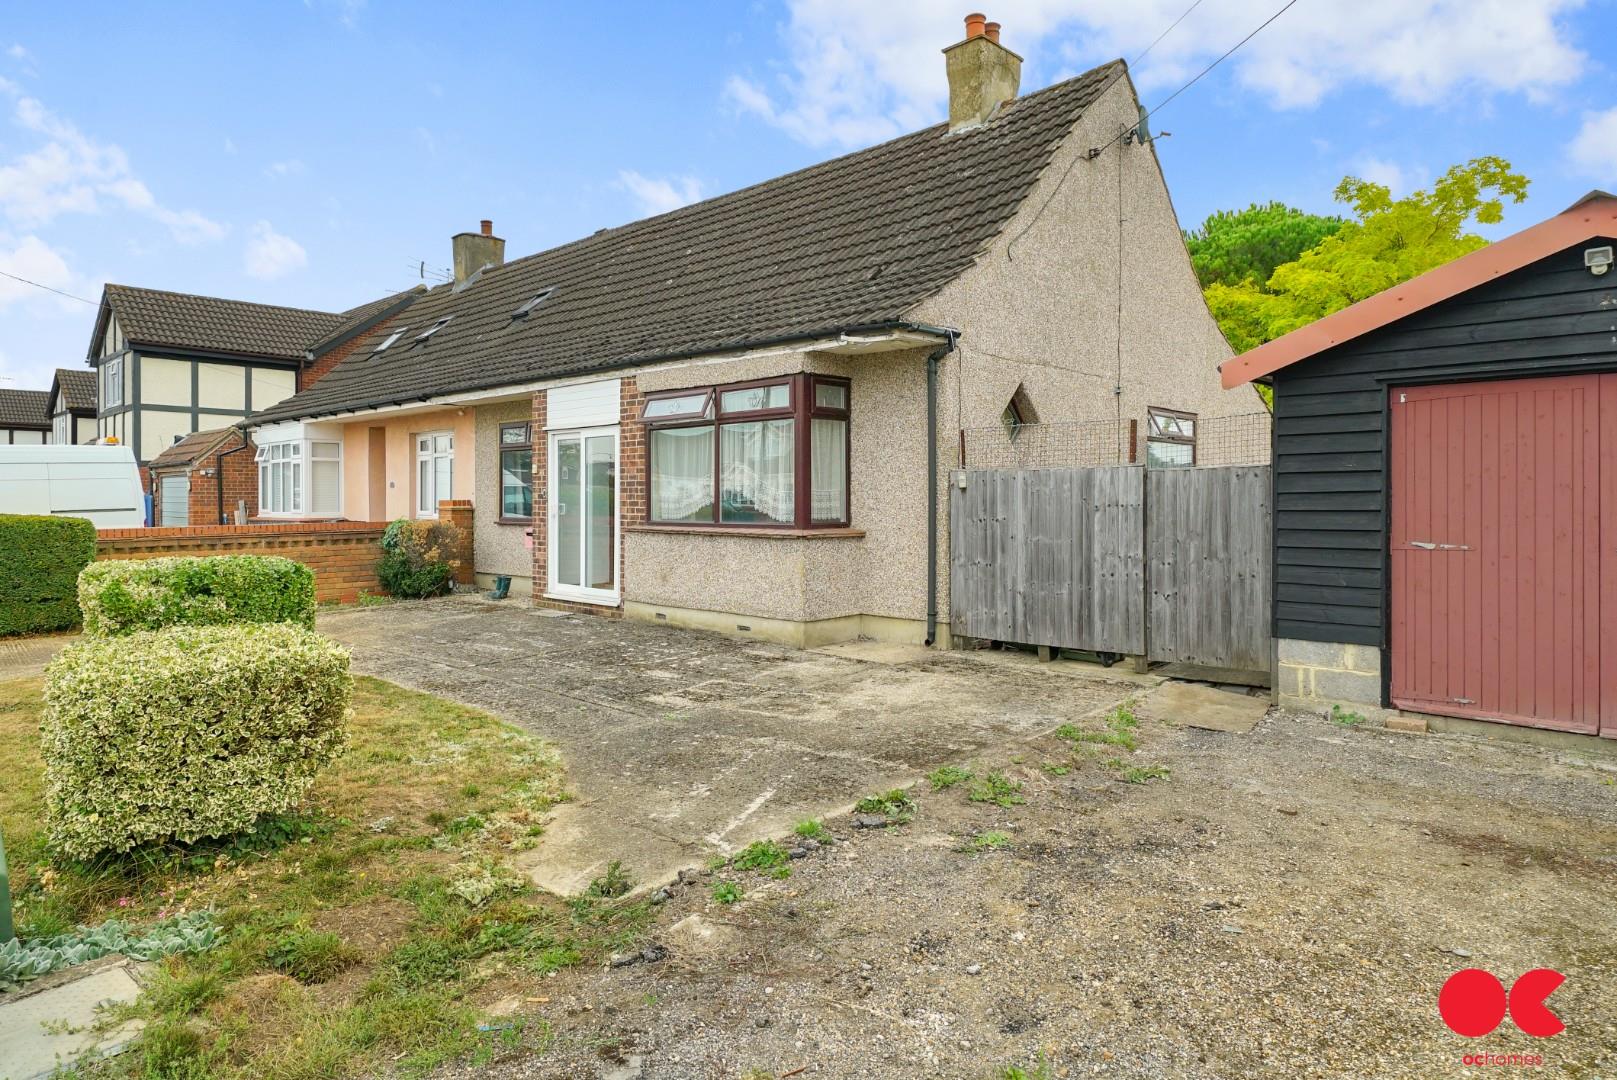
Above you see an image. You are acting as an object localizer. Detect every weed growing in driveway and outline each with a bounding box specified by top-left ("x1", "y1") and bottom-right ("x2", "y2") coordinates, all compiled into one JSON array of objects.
[
  {"x1": 1119, "y1": 764, "x2": 1171, "y2": 784},
  {"x1": 928, "y1": 764, "x2": 974, "y2": 790},
  {"x1": 1040, "y1": 761, "x2": 1071, "y2": 776},
  {"x1": 586, "y1": 860, "x2": 634, "y2": 899},
  {"x1": 731, "y1": 840, "x2": 792, "y2": 879},
  {"x1": 1331, "y1": 705, "x2": 1367, "y2": 727},
  {"x1": 712, "y1": 880, "x2": 743, "y2": 904},
  {"x1": 959, "y1": 830, "x2": 1012, "y2": 853},
  {"x1": 1056, "y1": 704, "x2": 1140, "y2": 751},
  {"x1": 794, "y1": 818, "x2": 831, "y2": 843},
  {"x1": 855, "y1": 789, "x2": 916, "y2": 823},
  {"x1": 967, "y1": 773, "x2": 1025, "y2": 808},
  {"x1": 995, "y1": 1054, "x2": 1055, "y2": 1080}
]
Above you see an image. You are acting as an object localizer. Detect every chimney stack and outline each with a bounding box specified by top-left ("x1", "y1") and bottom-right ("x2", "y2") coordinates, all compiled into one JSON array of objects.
[
  {"x1": 452, "y1": 219, "x2": 505, "y2": 285},
  {"x1": 943, "y1": 12, "x2": 1021, "y2": 133}
]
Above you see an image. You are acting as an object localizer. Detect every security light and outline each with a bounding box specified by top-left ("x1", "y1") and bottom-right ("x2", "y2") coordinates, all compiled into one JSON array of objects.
[{"x1": 1586, "y1": 246, "x2": 1613, "y2": 276}]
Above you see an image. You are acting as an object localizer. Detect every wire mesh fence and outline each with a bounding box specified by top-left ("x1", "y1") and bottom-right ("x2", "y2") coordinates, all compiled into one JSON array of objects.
[{"x1": 960, "y1": 411, "x2": 1271, "y2": 470}]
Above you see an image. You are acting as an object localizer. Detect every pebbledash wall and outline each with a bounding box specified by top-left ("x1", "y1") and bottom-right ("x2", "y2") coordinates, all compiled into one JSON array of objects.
[{"x1": 96, "y1": 521, "x2": 390, "y2": 603}]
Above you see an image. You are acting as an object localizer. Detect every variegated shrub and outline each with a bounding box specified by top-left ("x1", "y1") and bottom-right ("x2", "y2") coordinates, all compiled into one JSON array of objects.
[
  {"x1": 78, "y1": 555, "x2": 316, "y2": 637},
  {"x1": 41, "y1": 623, "x2": 351, "y2": 859}
]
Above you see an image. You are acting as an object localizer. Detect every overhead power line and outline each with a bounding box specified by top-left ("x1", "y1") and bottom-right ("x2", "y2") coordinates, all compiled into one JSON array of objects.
[
  {"x1": 1132, "y1": 0, "x2": 1208, "y2": 67},
  {"x1": 0, "y1": 268, "x2": 97, "y2": 305}
]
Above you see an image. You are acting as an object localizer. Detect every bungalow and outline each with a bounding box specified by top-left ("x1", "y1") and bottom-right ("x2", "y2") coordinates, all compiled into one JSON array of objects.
[
  {"x1": 84, "y1": 282, "x2": 419, "y2": 488},
  {"x1": 249, "y1": 15, "x2": 1253, "y2": 646},
  {"x1": 0, "y1": 388, "x2": 49, "y2": 444},
  {"x1": 1223, "y1": 191, "x2": 1617, "y2": 739},
  {"x1": 49, "y1": 368, "x2": 98, "y2": 444}
]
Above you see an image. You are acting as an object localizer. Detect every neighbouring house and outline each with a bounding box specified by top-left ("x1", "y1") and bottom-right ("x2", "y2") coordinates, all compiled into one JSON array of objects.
[
  {"x1": 0, "y1": 388, "x2": 50, "y2": 444},
  {"x1": 1223, "y1": 190, "x2": 1617, "y2": 739},
  {"x1": 84, "y1": 282, "x2": 420, "y2": 492},
  {"x1": 49, "y1": 368, "x2": 98, "y2": 444},
  {"x1": 149, "y1": 427, "x2": 257, "y2": 526},
  {"x1": 248, "y1": 15, "x2": 1252, "y2": 645}
]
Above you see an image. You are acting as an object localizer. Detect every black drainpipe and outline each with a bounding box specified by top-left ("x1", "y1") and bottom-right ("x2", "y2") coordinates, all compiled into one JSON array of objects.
[
  {"x1": 924, "y1": 331, "x2": 958, "y2": 647},
  {"x1": 216, "y1": 423, "x2": 253, "y2": 525}
]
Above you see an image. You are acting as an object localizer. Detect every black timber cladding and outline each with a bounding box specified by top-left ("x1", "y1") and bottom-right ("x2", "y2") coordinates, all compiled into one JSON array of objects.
[{"x1": 1271, "y1": 238, "x2": 1617, "y2": 647}]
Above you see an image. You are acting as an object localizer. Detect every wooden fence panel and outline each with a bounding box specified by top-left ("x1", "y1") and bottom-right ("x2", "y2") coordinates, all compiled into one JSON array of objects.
[
  {"x1": 949, "y1": 467, "x2": 1145, "y2": 654},
  {"x1": 1146, "y1": 465, "x2": 1272, "y2": 671}
]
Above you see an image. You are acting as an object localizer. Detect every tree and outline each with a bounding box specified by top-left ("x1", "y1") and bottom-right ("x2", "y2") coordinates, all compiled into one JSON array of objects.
[
  {"x1": 1203, "y1": 157, "x2": 1530, "y2": 354},
  {"x1": 1184, "y1": 201, "x2": 1343, "y2": 289}
]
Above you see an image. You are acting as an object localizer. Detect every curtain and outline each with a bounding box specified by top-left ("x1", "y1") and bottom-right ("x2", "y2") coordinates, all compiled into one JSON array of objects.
[
  {"x1": 811, "y1": 418, "x2": 847, "y2": 522},
  {"x1": 651, "y1": 427, "x2": 715, "y2": 522},
  {"x1": 720, "y1": 419, "x2": 793, "y2": 524}
]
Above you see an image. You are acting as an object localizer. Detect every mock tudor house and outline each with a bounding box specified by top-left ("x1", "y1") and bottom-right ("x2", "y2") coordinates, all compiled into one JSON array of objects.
[
  {"x1": 84, "y1": 283, "x2": 419, "y2": 494},
  {"x1": 49, "y1": 368, "x2": 98, "y2": 444},
  {"x1": 249, "y1": 17, "x2": 1252, "y2": 646},
  {"x1": 0, "y1": 388, "x2": 50, "y2": 444}
]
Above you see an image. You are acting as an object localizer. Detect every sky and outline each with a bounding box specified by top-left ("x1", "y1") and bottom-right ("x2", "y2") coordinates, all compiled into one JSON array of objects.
[{"x1": 1, "y1": 0, "x2": 1614, "y2": 394}]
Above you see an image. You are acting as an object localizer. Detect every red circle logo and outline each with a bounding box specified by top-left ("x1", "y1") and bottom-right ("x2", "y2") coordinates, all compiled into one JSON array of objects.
[{"x1": 1439, "y1": 969, "x2": 1508, "y2": 1037}]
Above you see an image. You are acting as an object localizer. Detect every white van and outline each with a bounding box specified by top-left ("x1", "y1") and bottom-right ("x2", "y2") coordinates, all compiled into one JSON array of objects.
[{"x1": 0, "y1": 444, "x2": 146, "y2": 528}]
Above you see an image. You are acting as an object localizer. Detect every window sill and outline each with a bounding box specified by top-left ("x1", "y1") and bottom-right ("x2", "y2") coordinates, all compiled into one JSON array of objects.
[
  {"x1": 497, "y1": 516, "x2": 535, "y2": 526},
  {"x1": 625, "y1": 524, "x2": 864, "y2": 539}
]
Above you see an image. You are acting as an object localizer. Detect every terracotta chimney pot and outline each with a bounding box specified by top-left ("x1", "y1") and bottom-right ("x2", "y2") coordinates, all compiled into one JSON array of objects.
[
  {"x1": 480, "y1": 219, "x2": 493, "y2": 237},
  {"x1": 984, "y1": 21, "x2": 1001, "y2": 43},
  {"x1": 964, "y1": 13, "x2": 987, "y2": 38}
]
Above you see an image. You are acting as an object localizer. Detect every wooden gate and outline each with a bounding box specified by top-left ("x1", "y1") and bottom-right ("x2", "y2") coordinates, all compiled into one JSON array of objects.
[
  {"x1": 1391, "y1": 374, "x2": 1614, "y2": 734},
  {"x1": 1146, "y1": 466, "x2": 1271, "y2": 673},
  {"x1": 949, "y1": 464, "x2": 1272, "y2": 673}
]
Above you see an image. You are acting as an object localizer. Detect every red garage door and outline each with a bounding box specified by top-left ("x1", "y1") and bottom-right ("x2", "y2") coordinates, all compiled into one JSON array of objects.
[{"x1": 1391, "y1": 374, "x2": 1616, "y2": 736}]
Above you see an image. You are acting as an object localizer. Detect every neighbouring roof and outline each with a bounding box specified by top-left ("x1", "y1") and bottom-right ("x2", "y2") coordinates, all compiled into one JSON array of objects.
[
  {"x1": 254, "y1": 60, "x2": 1127, "y2": 424},
  {"x1": 90, "y1": 284, "x2": 421, "y2": 363},
  {"x1": 51, "y1": 367, "x2": 97, "y2": 412},
  {"x1": 1222, "y1": 191, "x2": 1617, "y2": 388},
  {"x1": 149, "y1": 426, "x2": 242, "y2": 469},
  {"x1": 0, "y1": 388, "x2": 50, "y2": 429}
]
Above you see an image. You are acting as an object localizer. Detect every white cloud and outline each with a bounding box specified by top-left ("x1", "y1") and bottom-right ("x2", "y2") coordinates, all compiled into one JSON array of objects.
[
  {"x1": 1569, "y1": 107, "x2": 1617, "y2": 180},
  {"x1": 1350, "y1": 156, "x2": 1430, "y2": 197},
  {"x1": 243, "y1": 220, "x2": 306, "y2": 279},
  {"x1": 0, "y1": 232, "x2": 76, "y2": 309},
  {"x1": 616, "y1": 170, "x2": 705, "y2": 216},
  {"x1": 265, "y1": 158, "x2": 306, "y2": 178},
  {"x1": 729, "y1": 0, "x2": 1588, "y2": 148},
  {"x1": 223, "y1": 137, "x2": 236, "y2": 154},
  {"x1": 0, "y1": 84, "x2": 226, "y2": 242}
]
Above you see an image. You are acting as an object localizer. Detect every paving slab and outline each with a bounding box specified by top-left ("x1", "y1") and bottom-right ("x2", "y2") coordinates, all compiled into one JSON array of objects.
[
  {"x1": 0, "y1": 962, "x2": 143, "y2": 1080},
  {"x1": 1135, "y1": 679, "x2": 1269, "y2": 733},
  {"x1": 319, "y1": 597, "x2": 1138, "y2": 893}
]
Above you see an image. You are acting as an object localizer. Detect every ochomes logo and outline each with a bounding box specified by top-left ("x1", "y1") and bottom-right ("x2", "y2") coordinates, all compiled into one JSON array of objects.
[{"x1": 1439, "y1": 968, "x2": 1565, "y2": 1038}]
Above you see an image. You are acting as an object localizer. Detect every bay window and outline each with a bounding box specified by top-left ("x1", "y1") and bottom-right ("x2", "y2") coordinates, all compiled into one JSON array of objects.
[
  {"x1": 644, "y1": 374, "x2": 850, "y2": 529},
  {"x1": 256, "y1": 439, "x2": 341, "y2": 516}
]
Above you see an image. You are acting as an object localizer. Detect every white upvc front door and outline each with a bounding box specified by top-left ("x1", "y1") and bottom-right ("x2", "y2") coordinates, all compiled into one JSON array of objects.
[{"x1": 546, "y1": 425, "x2": 619, "y2": 605}]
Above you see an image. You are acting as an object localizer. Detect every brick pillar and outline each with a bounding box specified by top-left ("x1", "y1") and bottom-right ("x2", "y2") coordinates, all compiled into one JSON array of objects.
[
  {"x1": 437, "y1": 498, "x2": 475, "y2": 586},
  {"x1": 618, "y1": 376, "x2": 646, "y2": 599},
  {"x1": 531, "y1": 389, "x2": 548, "y2": 600}
]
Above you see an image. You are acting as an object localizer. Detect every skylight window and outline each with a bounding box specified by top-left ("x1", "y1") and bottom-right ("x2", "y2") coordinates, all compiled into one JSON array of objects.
[
  {"x1": 373, "y1": 327, "x2": 409, "y2": 353},
  {"x1": 416, "y1": 316, "x2": 453, "y2": 342},
  {"x1": 513, "y1": 288, "x2": 555, "y2": 317}
]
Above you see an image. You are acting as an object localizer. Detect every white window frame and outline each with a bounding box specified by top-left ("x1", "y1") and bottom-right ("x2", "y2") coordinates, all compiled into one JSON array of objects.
[
  {"x1": 254, "y1": 438, "x2": 343, "y2": 517},
  {"x1": 416, "y1": 431, "x2": 454, "y2": 518},
  {"x1": 103, "y1": 357, "x2": 123, "y2": 409}
]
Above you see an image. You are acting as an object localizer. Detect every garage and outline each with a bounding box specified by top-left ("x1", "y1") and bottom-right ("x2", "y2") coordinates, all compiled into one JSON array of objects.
[{"x1": 1222, "y1": 190, "x2": 1617, "y2": 737}]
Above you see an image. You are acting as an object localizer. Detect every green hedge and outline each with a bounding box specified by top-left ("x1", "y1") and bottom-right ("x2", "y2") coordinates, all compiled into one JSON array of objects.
[
  {"x1": 42, "y1": 624, "x2": 351, "y2": 859},
  {"x1": 0, "y1": 515, "x2": 98, "y2": 637},
  {"x1": 78, "y1": 555, "x2": 316, "y2": 636}
]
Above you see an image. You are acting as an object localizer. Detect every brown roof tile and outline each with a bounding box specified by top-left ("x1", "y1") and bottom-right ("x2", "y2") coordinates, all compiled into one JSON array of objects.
[{"x1": 0, "y1": 388, "x2": 50, "y2": 429}]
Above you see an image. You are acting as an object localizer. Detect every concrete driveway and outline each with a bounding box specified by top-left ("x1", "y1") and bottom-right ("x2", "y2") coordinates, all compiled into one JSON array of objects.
[{"x1": 319, "y1": 597, "x2": 1142, "y2": 893}]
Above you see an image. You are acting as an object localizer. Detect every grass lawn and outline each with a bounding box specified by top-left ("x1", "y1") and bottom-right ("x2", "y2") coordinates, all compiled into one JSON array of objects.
[{"x1": 0, "y1": 674, "x2": 654, "y2": 1079}]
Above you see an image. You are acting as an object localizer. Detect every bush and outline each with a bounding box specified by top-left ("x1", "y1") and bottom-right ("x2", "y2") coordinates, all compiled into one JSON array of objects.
[
  {"x1": 0, "y1": 514, "x2": 97, "y2": 636},
  {"x1": 377, "y1": 518, "x2": 464, "y2": 599},
  {"x1": 42, "y1": 623, "x2": 351, "y2": 859},
  {"x1": 78, "y1": 555, "x2": 316, "y2": 636}
]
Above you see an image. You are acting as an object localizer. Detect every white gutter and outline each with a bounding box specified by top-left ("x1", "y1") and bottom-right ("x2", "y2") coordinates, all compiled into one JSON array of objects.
[{"x1": 246, "y1": 328, "x2": 952, "y2": 429}]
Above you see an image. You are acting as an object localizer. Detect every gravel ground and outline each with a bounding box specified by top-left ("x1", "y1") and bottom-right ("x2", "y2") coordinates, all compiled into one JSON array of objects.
[{"x1": 436, "y1": 705, "x2": 1617, "y2": 1080}]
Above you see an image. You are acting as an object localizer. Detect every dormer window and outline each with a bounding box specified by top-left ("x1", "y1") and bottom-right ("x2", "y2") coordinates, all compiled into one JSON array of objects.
[
  {"x1": 513, "y1": 288, "x2": 555, "y2": 317},
  {"x1": 373, "y1": 327, "x2": 409, "y2": 353},
  {"x1": 417, "y1": 316, "x2": 453, "y2": 342}
]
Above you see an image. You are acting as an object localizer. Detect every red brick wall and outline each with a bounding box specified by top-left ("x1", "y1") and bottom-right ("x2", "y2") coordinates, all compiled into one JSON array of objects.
[
  {"x1": 96, "y1": 521, "x2": 389, "y2": 603},
  {"x1": 438, "y1": 499, "x2": 475, "y2": 586},
  {"x1": 300, "y1": 311, "x2": 408, "y2": 390}
]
